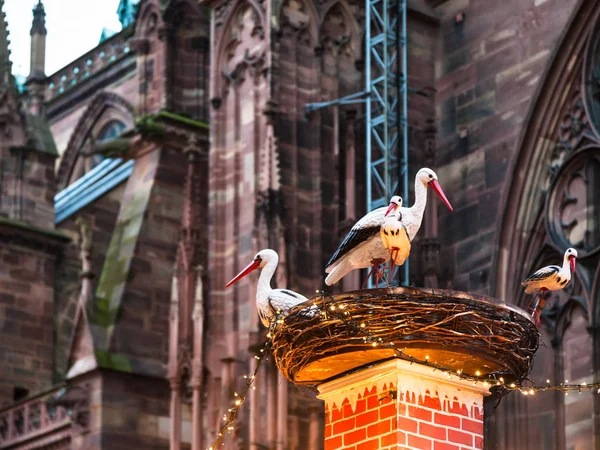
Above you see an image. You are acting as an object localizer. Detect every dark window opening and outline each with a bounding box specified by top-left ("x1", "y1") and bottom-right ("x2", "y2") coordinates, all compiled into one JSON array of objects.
[{"x1": 13, "y1": 386, "x2": 29, "y2": 401}]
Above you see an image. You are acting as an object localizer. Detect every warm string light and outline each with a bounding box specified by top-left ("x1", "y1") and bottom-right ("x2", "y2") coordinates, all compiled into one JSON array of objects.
[
  {"x1": 314, "y1": 291, "x2": 600, "y2": 396},
  {"x1": 210, "y1": 287, "x2": 599, "y2": 450},
  {"x1": 506, "y1": 381, "x2": 600, "y2": 395},
  {"x1": 206, "y1": 316, "x2": 279, "y2": 450}
]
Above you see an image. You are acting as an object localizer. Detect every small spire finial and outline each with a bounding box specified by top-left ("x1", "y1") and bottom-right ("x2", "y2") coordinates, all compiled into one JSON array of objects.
[{"x1": 31, "y1": 0, "x2": 47, "y2": 36}]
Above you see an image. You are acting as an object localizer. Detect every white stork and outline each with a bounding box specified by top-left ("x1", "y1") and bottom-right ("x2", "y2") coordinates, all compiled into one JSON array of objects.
[
  {"x1": 380, "y1": 196, "x2": 411, "y2": 287},
  {"x1": 324, "y1": 168, "x2": 453, "y2": 287},
  {"x1": 226, "y1": 249, "x2": 310, "y2": 327},
  {"x1": 521, "y1": 247, "x2": 578, "y2": 326}
]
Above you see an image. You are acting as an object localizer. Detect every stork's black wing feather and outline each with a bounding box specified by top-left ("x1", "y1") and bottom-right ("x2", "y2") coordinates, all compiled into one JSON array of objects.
[
  {"x1": 522, "y1": 265, "x2": 560, "y2": 283},
  {"x1": 326, "y1": 225, "x2": 380, "y2": 268},
  {"x1": 280, "y1": 289, "x2": 301, "y2": 299}
]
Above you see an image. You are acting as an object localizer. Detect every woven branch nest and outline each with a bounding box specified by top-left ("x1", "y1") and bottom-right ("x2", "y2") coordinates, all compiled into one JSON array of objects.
[{"x1": 271, "y1": 287, "x2": 539, "y2": 389}]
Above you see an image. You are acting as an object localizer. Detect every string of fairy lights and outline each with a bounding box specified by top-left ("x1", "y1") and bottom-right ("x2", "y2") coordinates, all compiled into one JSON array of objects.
[
  {"x1": 313, "y1": 291, "x2": 600, "y2": 396},
  {"x1": 207, "y1": 318, "x2": 280, "y2": 450},
  {"x1": 206, "y1": 292, "x2": 600, "y2": 449}
]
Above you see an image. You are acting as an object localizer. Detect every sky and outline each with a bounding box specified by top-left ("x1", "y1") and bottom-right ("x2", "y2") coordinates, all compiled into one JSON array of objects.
[{"x1": 4, "y1": 0, "x2": 123, "y2": 78}]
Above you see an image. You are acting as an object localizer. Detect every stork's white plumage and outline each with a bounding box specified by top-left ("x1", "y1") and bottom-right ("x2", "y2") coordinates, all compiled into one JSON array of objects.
[
  {"x1": 380, "y1": 196, "x2": 411, "y2": 286},
  {"x1": 521, "y1": 247, "x2": 578, "y2": 326},
  {"x1": 226, "y1": 249, "x2": 309, "y2": 327},
  {"x1": 324, "y1": 168, "x2": 453, "y2": 286}
]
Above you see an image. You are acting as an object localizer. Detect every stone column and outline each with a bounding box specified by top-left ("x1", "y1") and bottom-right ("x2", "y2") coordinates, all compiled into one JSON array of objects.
[
  {"x1": 168, "y1": 274, "x2": 181, "y2": 450},
  {"x1": 422, "y1": 120, "x2": 440, "y2": 289},
  {"x1": 318, "y1": 359, "x2": 489, "y2": 450},
  {"x1": 248, "y1": 338, "x2": 263, "y2": 450},
  {"x1": 169, "y1": 379, "x2": 182, "y2": 450},
  {"x1": 342, "y1": 110, "x2": 359, "y2": 291},
  {"x1": 309, "y1": 405, "x2": 321, "y2": 450},
  {"x1": 276, "y1": 372, "x2": 288, "y2": 450},
  {"x1": 191, "y1": 266, "x2": 205, "y2": 450},
  {"x1": 267, "y1": 363, "x2": 278, "y2": 446}
]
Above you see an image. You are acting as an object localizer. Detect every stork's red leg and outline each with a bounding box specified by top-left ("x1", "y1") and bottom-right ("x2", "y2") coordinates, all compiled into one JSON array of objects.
[
  {"x1": 388, "y1": 249, "x2": 398, "y2": 288},
  {"x1": 362, "y1": 264, "x2": 376, "y2": 289},
  {"x1": 531, "y1": 288, "x2": 547, "y2": 313},
  {"x1": 528, "y1": 290, "x2": 541, "y2": 314},
  {"x1": 532, "y1": 288, "x2": 548, "y2": 327},
  {"x1": 374, "y1": 263, "x2": 383, "y2": 286}
]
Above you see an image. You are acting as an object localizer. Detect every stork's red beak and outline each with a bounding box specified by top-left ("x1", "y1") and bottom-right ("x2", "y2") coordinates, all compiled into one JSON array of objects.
[
  {"x1": 384, "y1": 203, "x2": 395, "y2": 217},
  {"x1": 570, "y1": 256, "x2": 576, "y2": 272},
  {"x1": 428, "y1": 179, "x2": 453, "y2": 211},
  {"x1": 226, "y1": 259, "x2": 260, "y2": 287}
]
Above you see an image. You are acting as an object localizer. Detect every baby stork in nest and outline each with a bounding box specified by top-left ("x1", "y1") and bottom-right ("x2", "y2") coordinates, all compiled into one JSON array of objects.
[
  {"x1": 521, "y1": 247, "x2": 578, "y2": 327},
  {"x1": 226, "y1": 249, "x2": 310, "y2": 327},
  {"x1": 380, "y1": 196, "x2": 411, "y2": 287}
]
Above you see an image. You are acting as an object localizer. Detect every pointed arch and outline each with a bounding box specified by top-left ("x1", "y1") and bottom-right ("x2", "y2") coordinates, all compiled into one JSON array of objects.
[
  {"x1": 132, "y1": 0, "x2": 162, "y2": 40},
  {"x1": 213, "y1": 0, "x2": 266, "y2": 97},
  {"x1": 277, "y1": 0, "x2": 319, "y2": 46},
  {"x1": 493, "y1": 0, "x2": 600, "y2": 302},
  {"x1": 319, "y1": 0, "x2": 362, "y2": 58},
  {"x1": 57, "y1": 92, "x2": 135, "y2": 190}
]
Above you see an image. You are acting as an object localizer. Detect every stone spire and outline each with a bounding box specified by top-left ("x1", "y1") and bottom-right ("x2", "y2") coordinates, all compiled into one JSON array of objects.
[
  {"x1": 0, "y1": 0, "x2": 12, "y2": 89},
  {"x1": 31, "y1": 1, "x2": 47, "y2": 35},
  {"x1": 28, "y1": 0, "x2": 47, "y2": 82}
]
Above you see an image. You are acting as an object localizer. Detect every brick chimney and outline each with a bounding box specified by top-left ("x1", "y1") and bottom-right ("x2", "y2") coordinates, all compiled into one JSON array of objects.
[
  {"x1": 318, "y1": 359, "x2": 488, "y2": 450},
  {"x1": 270, "y1": 289, "x2": 536, "y2": 450}
]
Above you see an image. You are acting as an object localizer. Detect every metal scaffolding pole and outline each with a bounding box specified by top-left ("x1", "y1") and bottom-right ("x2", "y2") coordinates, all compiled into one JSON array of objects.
[
  {"x1": 365, "y1": 0, "x2": 408, "y2": 286},
  {"x1": 306, "y1": 0, "x2": 409, "y2": 286}
]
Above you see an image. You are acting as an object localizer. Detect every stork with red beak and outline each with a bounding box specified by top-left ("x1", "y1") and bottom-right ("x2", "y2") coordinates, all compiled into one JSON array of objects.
[
  {"x1": 226, "y1": 249, "x2": 309, "y2": 327},
  {"x1": 521, "y1": 247, "x2": 578, "y2": 326},
  {"x1": 324, "y1": 168, "x2": 453, "y2": 287},
  {"x1": 380, "y1": 196, "x2": 411, "y2": 287}
]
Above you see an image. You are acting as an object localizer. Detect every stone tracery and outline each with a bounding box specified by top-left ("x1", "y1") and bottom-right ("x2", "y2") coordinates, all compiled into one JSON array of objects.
[
  {"x1": 218, "y1": 4, "x2": 266, "y2": 95},
  {"x1": 492, "y1": 11, "x2": 600, "y2": 447},
  {"x1": 320, "y1": 3, "x2": 354, "y2": 57}
]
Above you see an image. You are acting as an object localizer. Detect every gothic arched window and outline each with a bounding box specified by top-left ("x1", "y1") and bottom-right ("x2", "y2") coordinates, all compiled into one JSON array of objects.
[
  {"x1": 494, "y1": 15, "x2": 600, "y2": 450},
  {"x1": 91, "y1": 120, "x2": 127, "y2": 168}
]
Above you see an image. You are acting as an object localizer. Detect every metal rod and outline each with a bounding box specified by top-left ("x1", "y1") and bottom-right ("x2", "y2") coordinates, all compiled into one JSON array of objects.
[{"x1": 401, "y1": 0, "x2": 409, "y2": 286}]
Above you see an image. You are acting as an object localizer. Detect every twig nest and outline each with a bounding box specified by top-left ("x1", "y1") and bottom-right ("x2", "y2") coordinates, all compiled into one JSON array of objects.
[{"x1": 270, "y1": 287, "x2": 539, "y2": 390}]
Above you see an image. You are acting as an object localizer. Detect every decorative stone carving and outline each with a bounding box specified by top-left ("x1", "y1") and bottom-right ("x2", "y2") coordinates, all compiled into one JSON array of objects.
[
  {"x1": 178, "y1": 343, "x2": 193, "y2": 403},
  {"x1": 583, "y1": 23, "x2": 600, "y2": 139},
  {"x1": 280, "y1": 0, "x2": 310, "y2": 39},
  {"x1": 320, "y1": 4, "x2": 353, "y2": 57},
  {"x1": 521, "y1": 31, "x2": 600, "y2": 335},
  {"x1": 51, "y1": 384, "x2": 91, "y2": 435},
  {"x1": 221, "y1": 5, "x2": 266, "y2": 92},
  {"x1": 546, "y1": 147, "x2": 600, "y2": 259},
  {"x1": 549, "y1": 93, "x2": 593, "y2": 181},
  {"x1": 215, "y1": 0, "x2": 236, "y2": 30}
]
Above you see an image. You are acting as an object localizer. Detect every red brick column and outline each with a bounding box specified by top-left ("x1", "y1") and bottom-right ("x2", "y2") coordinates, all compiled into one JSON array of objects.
[{"x1": 318, "y1": 360, "x2": 488, "y2": 450}]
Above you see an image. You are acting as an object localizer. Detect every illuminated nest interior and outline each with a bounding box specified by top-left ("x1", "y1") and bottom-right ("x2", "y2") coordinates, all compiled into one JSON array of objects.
[{"x1": 270, "y1": 287, "x2": 539, "y2": 389}]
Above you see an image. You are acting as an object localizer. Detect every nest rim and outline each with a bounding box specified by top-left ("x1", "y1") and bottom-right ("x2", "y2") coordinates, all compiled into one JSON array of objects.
[{"x1": 270, "y1": 287, "x2": 539, "y2": 390}]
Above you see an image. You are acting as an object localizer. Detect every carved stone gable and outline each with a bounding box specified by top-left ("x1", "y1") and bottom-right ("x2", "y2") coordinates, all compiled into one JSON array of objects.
[
  {"x1": 281, "y1": 0, "x2": 310, "y2": 33},
  {"x1": 224, "y1": 7, "x2": 265, "y2": 73},
  {"x1": 321, "y1": 4, "x2": 353, "y2": 57}
]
